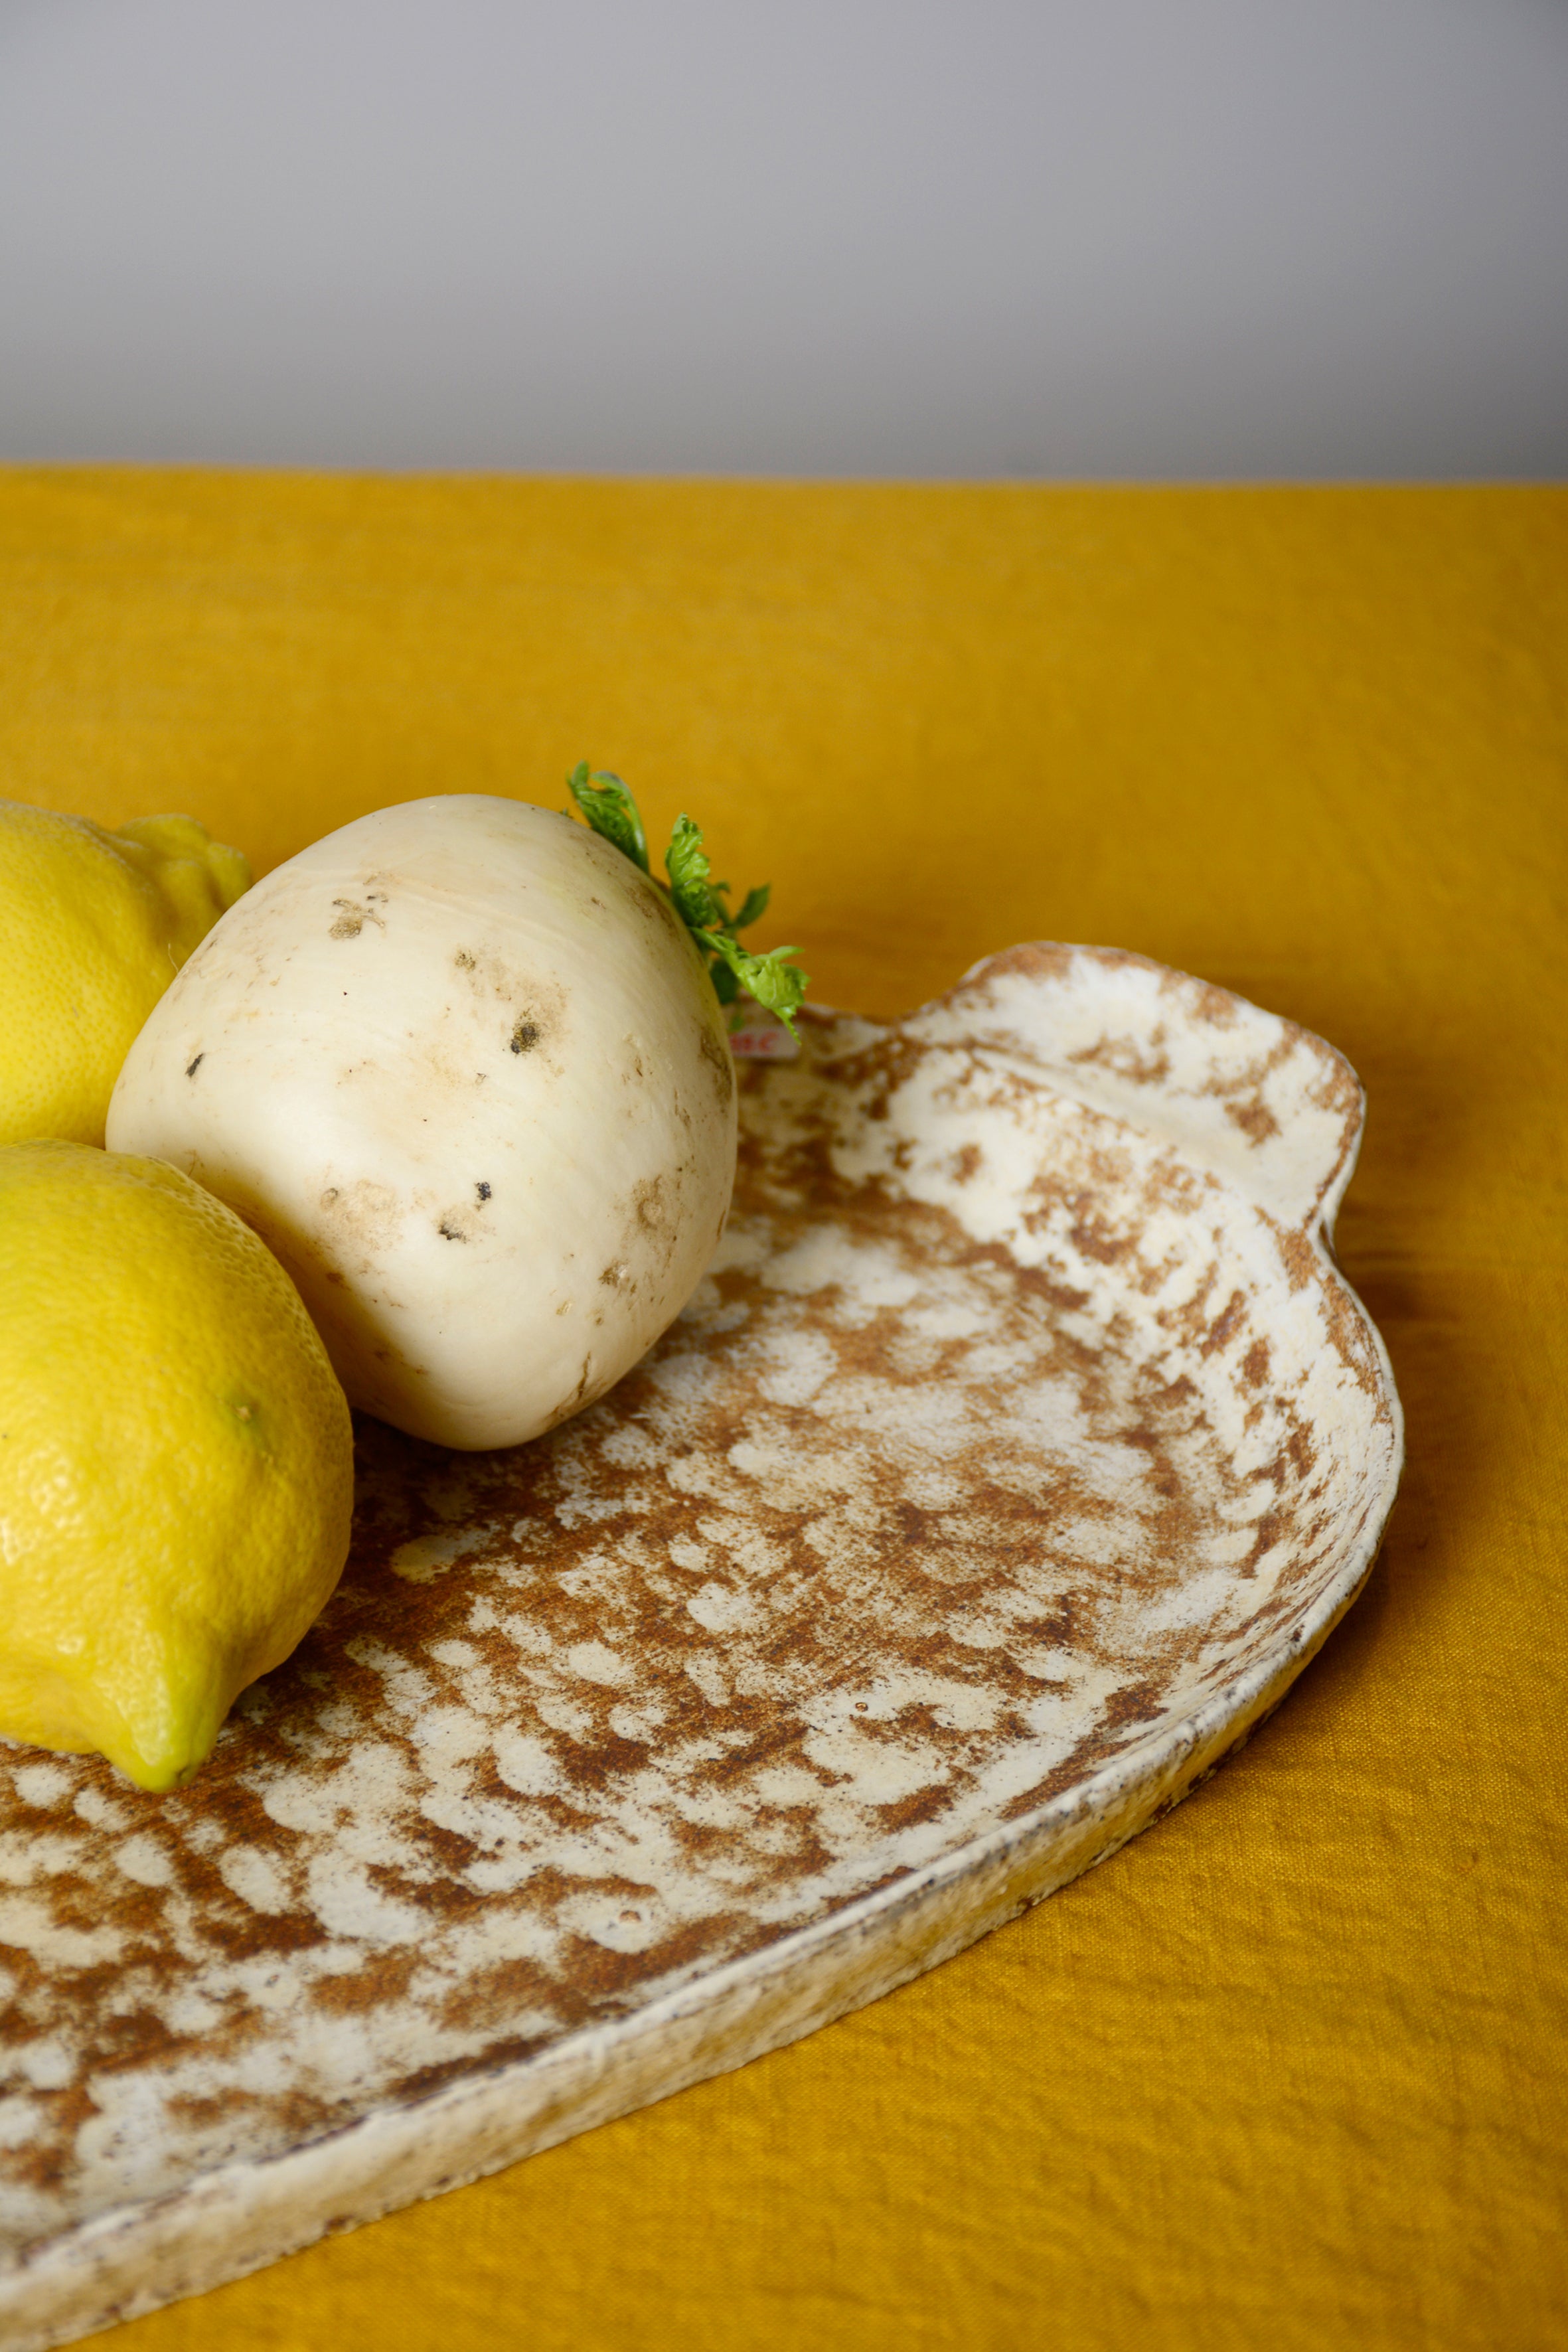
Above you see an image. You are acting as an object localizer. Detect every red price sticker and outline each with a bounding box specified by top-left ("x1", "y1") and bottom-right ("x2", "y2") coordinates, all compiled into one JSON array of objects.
[{"x1": 729, "y1": 1023, "x2": 799, "y2": 1061}]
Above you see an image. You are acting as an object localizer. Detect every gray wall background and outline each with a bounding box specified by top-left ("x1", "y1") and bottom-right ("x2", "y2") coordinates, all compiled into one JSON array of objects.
[{"x1": 3, "y1": 0, "x2": 1565, "y2": 477}]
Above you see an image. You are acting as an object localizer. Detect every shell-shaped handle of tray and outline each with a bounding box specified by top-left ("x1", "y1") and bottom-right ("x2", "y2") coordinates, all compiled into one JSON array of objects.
[{"x1": 917, "y1": 943, "x2": 1366, "y2": 1240}]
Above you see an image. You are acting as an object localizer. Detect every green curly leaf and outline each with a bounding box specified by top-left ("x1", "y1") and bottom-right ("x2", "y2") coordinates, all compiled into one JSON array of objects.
[
  {"x1": 730, "y1": 883, "x2": 771, "y2": 933},
  {"x1": 566, "y1": 761, "x2": 649, "y2": 872},
  {"x1": 665, "y1": 813, "x2": 720, "y2": 931},
  {"x1": 566, "y1": 762, "x2": 808, "y2": 1032},
  {"x1": 700, "y1": 929, "x2": 809, "y2": 1035}
]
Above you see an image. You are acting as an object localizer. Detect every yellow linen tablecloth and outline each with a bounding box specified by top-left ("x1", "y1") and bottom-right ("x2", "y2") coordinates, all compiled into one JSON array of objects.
[{"x1": 2, "y1": 473, "x2": 1564, "y2": 2351}]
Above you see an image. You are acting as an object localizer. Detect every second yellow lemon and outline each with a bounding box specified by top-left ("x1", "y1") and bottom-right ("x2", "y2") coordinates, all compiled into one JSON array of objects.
[
  {"x1": 0, "y1": 799, "x2": 250, "y2": 1146},
  {"x1": 0, "y1": 1142, "x2": 354, "y2": 1792}
]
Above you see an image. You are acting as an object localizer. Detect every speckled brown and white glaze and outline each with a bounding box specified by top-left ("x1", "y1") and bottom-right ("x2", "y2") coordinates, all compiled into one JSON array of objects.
[{"x1": 0, "y1": 945, "x2": 1402, "y2": 2351}]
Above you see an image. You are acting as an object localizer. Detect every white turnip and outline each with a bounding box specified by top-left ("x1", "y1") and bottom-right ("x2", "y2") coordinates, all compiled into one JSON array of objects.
[{"x1": 108, "y1": 784, "x2": 802, "y2": 1450}]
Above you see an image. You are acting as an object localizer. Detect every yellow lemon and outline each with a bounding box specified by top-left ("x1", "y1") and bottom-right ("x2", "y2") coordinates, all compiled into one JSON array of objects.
[
  {"x1": 0, "y1": 801, "x2": 251, "y2": 1148},
  {"x1": 0, "y1": 1142, "x2": 354, "y2": 1792}
]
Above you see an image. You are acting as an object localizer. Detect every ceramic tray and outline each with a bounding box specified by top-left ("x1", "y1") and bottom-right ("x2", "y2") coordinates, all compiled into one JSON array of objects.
[{"x1": 0, "y1": 943, "x2": 1403, "y2": 2351}]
